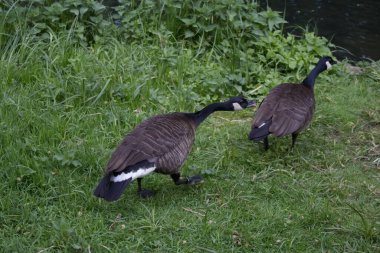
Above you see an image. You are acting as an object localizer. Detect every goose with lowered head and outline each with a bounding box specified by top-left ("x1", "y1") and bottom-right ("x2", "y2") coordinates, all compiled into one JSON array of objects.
[{"x1": 94, "y1": 96, "x2": 256, "y2": 201}]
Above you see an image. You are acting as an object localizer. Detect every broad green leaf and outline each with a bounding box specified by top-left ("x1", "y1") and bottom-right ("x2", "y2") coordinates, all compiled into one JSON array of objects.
[
  {"x1": 288, "y1": 60, "x2": 297, "y2": 69},
  {"x1": 227, "y1": 10, "x2": 237, "y2": 21},
  {"x1": 70, "y1": 9, "x2": 79, "y2": 16},
  {"x1": 180, "y1": 17, "x2": 196, "y2": 26},
  {"x1": 71, "y1": 160, "x2": 82, "y2": 167},
  {"x1": 80, "y1": 7, "x2": 88, "y2": 16},
  {"x1": 92, "y1": 2, "x2": 105, "y2": 12},
  {"x1": 53, "y1": 154, "x2": 64, "y2": 161},
  {"x1": 203, "y1": 24, "x2": 218, "y2": 32},
  {"x1": 185, "y1": 30, "x2": 195, "y2": 38},
  {"x1": 234, "y1": 85, "x2": 242, "y2": 93}
]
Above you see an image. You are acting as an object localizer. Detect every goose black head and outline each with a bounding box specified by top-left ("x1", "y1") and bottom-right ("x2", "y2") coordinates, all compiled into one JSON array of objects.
[
  {"x1": 302, "y1": 56, "x2": 337, "y2": 87},
  {"x1": 225, "y1": 96, "x2": 256, "y2": 111},
  {"x1": 192, "y1": 96, "x2": 256, "y2": 126},
  {"x1": 319, "y1": 56, "x2": 337, "y2": 71}
]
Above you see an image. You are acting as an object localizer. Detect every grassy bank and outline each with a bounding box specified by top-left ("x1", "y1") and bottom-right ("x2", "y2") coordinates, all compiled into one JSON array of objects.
[{"x1": 0, "y1": 33, "x2": 379, "y2": 252}]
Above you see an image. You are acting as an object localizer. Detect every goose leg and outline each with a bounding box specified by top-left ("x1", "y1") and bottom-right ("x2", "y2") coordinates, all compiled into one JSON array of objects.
[
  {"x1": 137, "y1": 178, "x2": 154, "y2": 198},
  {"x1": 263, "y1": 136, "x2": 269, "y2": 150},
  {"x1": 171, "y1": 173, "x2": 203, "y2": 185},
  {"x1": 291, "y1": 133, "x2": 298, "y2": 148}
]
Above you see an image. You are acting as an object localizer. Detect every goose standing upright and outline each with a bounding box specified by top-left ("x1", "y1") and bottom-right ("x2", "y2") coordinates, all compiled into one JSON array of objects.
[
  {"x1": 94, "y1": 96, "x2": 256, "y2": 201},
  {"x1": 249, "y1": 56, "x2": 336, "y2": 150}
]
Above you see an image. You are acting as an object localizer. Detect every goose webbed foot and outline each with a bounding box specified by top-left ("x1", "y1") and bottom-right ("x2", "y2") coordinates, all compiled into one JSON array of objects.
[
  {"x1": 171, "y1": 173, "x2": 203, "y2": 185},
  {"x1": 138, "y1": 189, "x2": 155, "y2": 198},
  {"x1": 137, "y1": 178, "x2": 154, "y2": 198},
  {"x1": 186, "y1": 175, "x2": 203, "y2": 185}
]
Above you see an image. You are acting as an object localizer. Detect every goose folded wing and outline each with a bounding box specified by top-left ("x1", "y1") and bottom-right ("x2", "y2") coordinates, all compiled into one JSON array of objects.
[
  {"x1": 252, "y1": 91, "x2": 282, "y2": 127},
  {"x1": 106, "y1": 115, "x2": 195, "y2": 173},
  {"x1": 270, "y1": 88, "x2": 314, "y2": 137}
]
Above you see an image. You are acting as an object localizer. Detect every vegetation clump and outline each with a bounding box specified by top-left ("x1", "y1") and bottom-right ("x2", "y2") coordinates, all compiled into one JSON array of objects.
[{"x1": 1, "y1": 0, "x2": 332, "y2": 99}]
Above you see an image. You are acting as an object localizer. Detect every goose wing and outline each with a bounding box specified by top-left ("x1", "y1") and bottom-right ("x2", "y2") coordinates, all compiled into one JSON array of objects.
[
  {"x1": 253, "y1": 83, "x2": 315, "y2": 137},
  {"x1": 106, "y1": 113, "x2": 196, "y2": 174}
]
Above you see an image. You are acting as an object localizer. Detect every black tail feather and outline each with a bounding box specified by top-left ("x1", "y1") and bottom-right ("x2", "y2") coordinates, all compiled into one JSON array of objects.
[
  {"x1": 93, "y1": 174, "x2": 132, "y2": 202},
  {"x1": 249, "y1": 121, "x2": 271, "y2": 141}
]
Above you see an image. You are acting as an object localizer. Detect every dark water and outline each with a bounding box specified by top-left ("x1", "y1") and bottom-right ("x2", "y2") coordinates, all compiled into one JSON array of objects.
[{"x1": 260, "y1": 0, "x2": 380, "y2": 60}]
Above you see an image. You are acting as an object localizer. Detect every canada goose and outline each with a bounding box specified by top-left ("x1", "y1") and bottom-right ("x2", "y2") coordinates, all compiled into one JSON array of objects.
[
  {"x1": 94, "y1": 96, "x2": 256, "y2": 201},
  {"x1": 249, "y1": 56, "x2": 336, "y2": 150}
]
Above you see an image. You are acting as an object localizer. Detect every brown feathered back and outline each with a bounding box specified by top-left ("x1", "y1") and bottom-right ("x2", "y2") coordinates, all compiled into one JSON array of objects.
[
  {"x1": 253, "y1": 83, "x2": 315, "y2": 137},
  {"x1": 106, "y1": 113, "x2": 196, "y2": 175}
]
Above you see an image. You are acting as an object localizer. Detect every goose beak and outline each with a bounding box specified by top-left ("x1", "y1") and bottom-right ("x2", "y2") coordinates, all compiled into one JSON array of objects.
[{"x1": 247, "y1": 100, "x2": 256, "y2": 108}]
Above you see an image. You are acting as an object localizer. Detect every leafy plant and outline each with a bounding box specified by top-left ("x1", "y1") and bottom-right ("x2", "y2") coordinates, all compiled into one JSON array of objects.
[
  {"x1": 0, "y1": 0, "x2": 333, "y2": 105},
  {"x1": 112, "y1": 0, "x2": 287, "y2": 47},
  {"x1": 1, "y1": 0, "x2": 114, "y2": 46}
]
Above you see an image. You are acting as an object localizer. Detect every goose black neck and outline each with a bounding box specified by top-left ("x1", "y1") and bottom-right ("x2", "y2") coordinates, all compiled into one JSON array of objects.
[
  {"x1": 302, "y1": 64, "x2": 325, "y2": 89},
  {"x1": 192, "y1": 102, "x2": 227, "y2": 126}
]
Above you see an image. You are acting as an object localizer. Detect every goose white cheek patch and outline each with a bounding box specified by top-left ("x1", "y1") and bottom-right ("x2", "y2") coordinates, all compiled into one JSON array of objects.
[
  {"x1": 232, "y1": 102, "x2": 243, "y2": 111},
  {"x1": 326, "y1": 61, "x2": 332, "y2": 69},
  {"x1": 110, "y1": 165, "x2": 156, "y2": 183}
]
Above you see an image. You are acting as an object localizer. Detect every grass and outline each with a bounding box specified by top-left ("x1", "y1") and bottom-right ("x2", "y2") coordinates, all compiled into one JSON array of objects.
[{"x1": 0, "y1": 33, "x2": 379, "y2": 252}]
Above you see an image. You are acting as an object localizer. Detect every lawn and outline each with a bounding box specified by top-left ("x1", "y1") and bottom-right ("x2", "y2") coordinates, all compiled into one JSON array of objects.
[{"x1": 0, "y1": 36, "x2": 379, "y2": 252}]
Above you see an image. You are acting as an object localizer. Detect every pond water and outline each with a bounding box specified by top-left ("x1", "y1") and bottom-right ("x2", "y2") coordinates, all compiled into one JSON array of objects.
[{"x1": 259, "y1": 0, "x2": 380, "y2": 60}]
